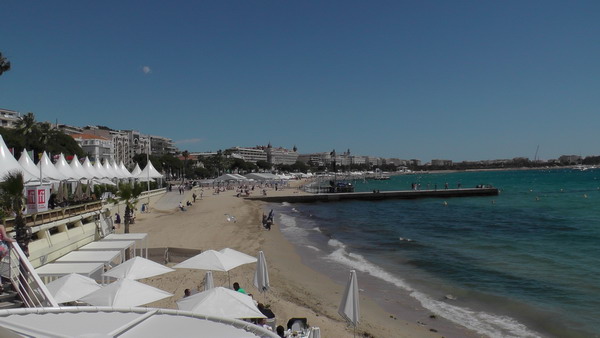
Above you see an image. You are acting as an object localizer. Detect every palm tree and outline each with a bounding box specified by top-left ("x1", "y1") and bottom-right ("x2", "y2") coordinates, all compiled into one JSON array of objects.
[
  {"x1": 0, "y1": 171, "x2": 30, "y2": 255},
  {"x1": 116, "y1": 182, "x2": 144, "y2": 234},
  {"x1": 15, "y1": 112, "x2": 38, "y2": 137},
  {"x1": 0, "y1": 52, "x2": 10, "y2": 77},
  {"x1": 39, "y1": 122, "x2": 55, "y2": 148},
  {"x1": 182, "y1": 150, "x2": 190, "y2": 180}
]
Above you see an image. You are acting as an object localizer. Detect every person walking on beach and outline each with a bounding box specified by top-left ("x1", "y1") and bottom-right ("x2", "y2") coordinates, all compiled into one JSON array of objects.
[{"x1": 192, "y1": 193, "x2": 197, "y2": 203}]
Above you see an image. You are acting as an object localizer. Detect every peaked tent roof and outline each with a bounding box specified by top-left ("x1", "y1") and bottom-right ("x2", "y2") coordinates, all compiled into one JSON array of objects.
[
  {"x1": 94, "y1": 160, "x2": 110, "y2": 179},
  {"x1": 118, "y1": 161, "x2": 133, "y2": 178},
  {"x1": 112, "y1": 161, "x2": 126, "y2": 179},
  {"x1": 136, "y1": 161, "x2": 163, "y2": 179},
  {"x1": 130, "y1": 163, "x2": 142, "y2": 177},
  {"x1": 81, "y1": 157, "x2": 100, "y2": 179},
  {"x1": 70, "y1": 155, "x2": 92, "y2": 180},
  {"x1": 0, "y1": 136, "x2": 39, "y2": 183},
  {"x1": 55, "y1": 153, "x2": 81, "y2": 181},
  {"x1": 103, "y1": 160, "x2": 118, "y2": 179},
  {"x1": 37, "y1": 151, "x2": 70, "y2": 181},
  {"x1": 17, "y1": 149, "x2": 45, "y2": 182}
]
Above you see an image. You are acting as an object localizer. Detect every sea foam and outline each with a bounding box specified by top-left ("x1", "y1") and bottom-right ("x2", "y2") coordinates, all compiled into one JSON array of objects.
[{"x1": 325, "y1": 241, "x2": 541, "y2": 338}]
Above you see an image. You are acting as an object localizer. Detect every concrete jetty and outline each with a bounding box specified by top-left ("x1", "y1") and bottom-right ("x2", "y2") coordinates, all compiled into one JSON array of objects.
[{"x1": 246, "y1": 187, "x2": 499, "y2": 203}]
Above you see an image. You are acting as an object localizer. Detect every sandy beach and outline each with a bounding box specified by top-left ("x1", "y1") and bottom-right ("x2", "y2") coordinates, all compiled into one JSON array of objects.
[{"x1": 121, "y1": 183, "x2": 479, "y2": 337}]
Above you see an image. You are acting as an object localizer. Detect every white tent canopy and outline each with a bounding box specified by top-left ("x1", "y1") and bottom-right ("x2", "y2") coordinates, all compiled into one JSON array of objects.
[
  {"x1": 219, "y1": 248, "x2": 257, "y2": 266},
  {"x1": 45, "y1": 273, "x2": 102, "y2": 304},
  {"x1": 111, "y1": 160, "x2": 125, "y2": 179},
  {"x1": 55, "y1": 153, "x2": 81, "y2": 181},
  {"x1": 17, "y1": 149, "x2": 45, "y2": 182},
  {"x1": 118, "y1": 161, "x2": 133, "y2": 178},
  {"x1": 80, "y1": 278, "x2": 172, "y2": 307},
  {"x1": 176, "y1": 287, "x2": 266, "y2": 319},
  {"x1": 130, "y1": 163, "x2": 142, "y2": 177},
  {"x1": 38, "y1": 151, "x2": 70, "y2": 181},
  {"x1": 213, "y1": 174, "x2": 248, "y2": 183},
  {"x1": 94, "y1": 160, "x2": 110, "y2": 179},
  {"x1": 244, "y1": 173, "x2": 278, "y2": 181},
  {"x1": 70, "y1": 154, "x2": 92, "y2": 180},
  {"x1": 81, "y1": 157, "x2": 101, "y2": 179},
  {"x1": 136, "y1": 161, "x2": 163, "y2": 179},
  {"x1": 0, "y1": 136, "x2": 41, "y2": 183}
]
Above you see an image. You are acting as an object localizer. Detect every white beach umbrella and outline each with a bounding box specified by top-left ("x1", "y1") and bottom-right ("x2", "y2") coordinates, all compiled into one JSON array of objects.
[
  {"x1": 338, "y1": 270, "x2": 360, "y2": 334},
  {"x1": 219, "y1": 248, "x2": 258, "y2": 266},
  {"x1": 253, "y1": 251, "x2": 270, "y2": 293},
  {"x1": 176, "y1": 287, "x2": 266, "y2": 319},
  {"x1": 45, "y1": 273, "x2": 101, "y2": 304},
  {"x1": 174, "y1": 250, "x2": 248, "y2": 272},
  {"x1": 103, "y1": 256, "x2": 175, "y2": 280},
  {"x1": 307, "y1": 327, "x2": 321, "y2": 338},
  {"x1": 204, "y1": 271, "x2": 215, "y2": 291},
  {"x1": 79, "y1": 278, "x2": 172, "y2": 307},
  {"x1": 174, "y1": 249, "x2": 255, "y2": 287}
]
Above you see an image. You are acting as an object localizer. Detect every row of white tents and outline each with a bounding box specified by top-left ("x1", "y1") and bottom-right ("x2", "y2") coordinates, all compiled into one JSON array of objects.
[
  {"x1": 213, "y1": 172, "x2": 313, "y2": 183},
  {"x1": 0, "y1": 135, "x2": 163, "y2": 185}
]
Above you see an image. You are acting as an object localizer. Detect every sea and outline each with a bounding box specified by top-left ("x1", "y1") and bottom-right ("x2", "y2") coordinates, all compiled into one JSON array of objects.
[{"x1": 268, "y1": 169, "x2": 600, "y2": 338}]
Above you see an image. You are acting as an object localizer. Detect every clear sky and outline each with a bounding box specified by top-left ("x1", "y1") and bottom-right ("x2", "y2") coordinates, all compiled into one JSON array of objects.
[{"x1": 1, "y1": 1, "x2": 599, "y2": 162}]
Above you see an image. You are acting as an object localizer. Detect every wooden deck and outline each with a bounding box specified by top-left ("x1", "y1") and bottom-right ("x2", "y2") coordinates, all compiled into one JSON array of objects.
[{"x1": 246, "y1": 187, "x2": 499, "y2": 203}]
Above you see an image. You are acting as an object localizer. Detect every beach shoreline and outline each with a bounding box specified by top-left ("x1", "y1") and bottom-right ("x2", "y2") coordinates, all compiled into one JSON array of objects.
[{"x1": 124, "y1": 183, "x2": 479, "y2": 337}]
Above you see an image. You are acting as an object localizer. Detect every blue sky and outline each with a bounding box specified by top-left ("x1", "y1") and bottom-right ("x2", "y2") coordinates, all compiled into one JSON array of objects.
[{"x1": 1, "y1": 1, "x2": 599, "y2": 162}]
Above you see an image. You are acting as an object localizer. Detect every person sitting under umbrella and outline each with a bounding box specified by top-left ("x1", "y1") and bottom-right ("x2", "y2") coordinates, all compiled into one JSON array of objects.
[{"x1": 233, "y1": 282, "x2": 246, "y2": 294}]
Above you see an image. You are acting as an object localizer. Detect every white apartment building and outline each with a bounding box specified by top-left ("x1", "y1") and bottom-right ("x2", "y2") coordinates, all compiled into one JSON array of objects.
[
  {"x1": 0, "y1": 108, "x2": 21, "y2": 128},
  {"x1": 70, "y1": 133, "x2": 113, "y2": 163},
  {"x1": 228, "y1": 147, "x2": 267, "y2": 163},
  {"x1": 266, "y1": 145, "x2": 299, "y2": 165}
]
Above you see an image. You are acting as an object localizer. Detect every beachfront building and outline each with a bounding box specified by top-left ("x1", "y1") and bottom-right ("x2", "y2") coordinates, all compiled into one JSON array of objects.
[
  {"x1": 386, "y1": 158, "x2": 410, "y2": 167},
  {"x1": 227, "y1": 147, "x2": 267, "y2": 164},
  {"x1": 70, "y1": 133, "x2": 113, "y2": 162},
  {"x1": 0, "y1": 108, "x2": 21, "y2": 128},
  {"x1": 559, "y1": 155, "x2": 582, "y2": 165},
  {"x1": 431, "y1": 159, "x2": 453, "y2": 166},
  {"x1": 150, "y1": 135, "x2": 177, "y2": 156},
  {"x1": 297, "y1": 153, "x2": 326, "y2": 167},
  {"x1": 78, "y1": 126, "x2": 132, "y2": 166},
  {"x1": 350, "y1": 155, "x2": 368, "y2": 166},
  {"x1": 265, "y1": 144, "x2": 299, "y2": 165}
]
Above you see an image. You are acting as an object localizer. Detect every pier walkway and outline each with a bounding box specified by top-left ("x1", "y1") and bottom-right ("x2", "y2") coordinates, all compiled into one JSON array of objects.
[{"x1": 246, "y1": 187, "x2": 498, "y2": 203}]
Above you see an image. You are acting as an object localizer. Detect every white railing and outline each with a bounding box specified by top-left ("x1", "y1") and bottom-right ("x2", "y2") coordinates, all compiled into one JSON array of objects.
[{"x1": 1, "y1": 242, "x2": 58, "y2": 308}]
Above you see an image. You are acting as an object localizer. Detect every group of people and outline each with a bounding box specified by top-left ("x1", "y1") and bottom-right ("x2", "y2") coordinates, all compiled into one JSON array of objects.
[{"x1": 262, "y1": 209, "x2": 274, "y2": 230}]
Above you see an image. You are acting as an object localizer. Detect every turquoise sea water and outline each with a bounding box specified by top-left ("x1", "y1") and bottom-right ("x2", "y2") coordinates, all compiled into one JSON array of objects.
[{"x1": 272, "y1": 169, "x2": 600, "y2": 338}]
